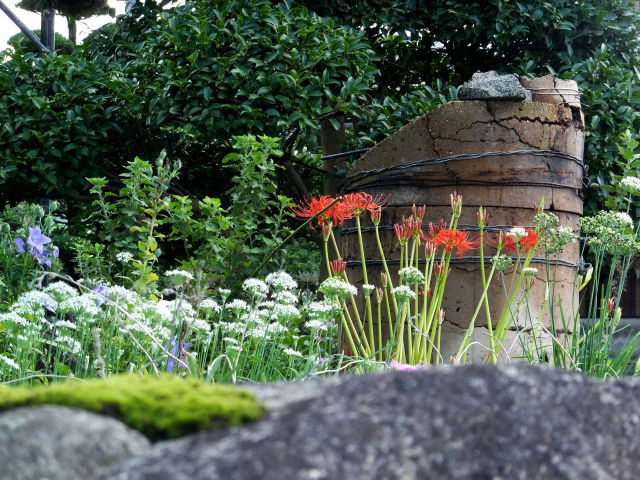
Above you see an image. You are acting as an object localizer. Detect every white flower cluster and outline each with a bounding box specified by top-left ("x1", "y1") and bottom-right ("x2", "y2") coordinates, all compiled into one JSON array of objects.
[
  {"x1": 491, "y1": 254, "x2": 513, "y2": 272},
  {"x1": 522, "y1": 267, "x2": 538, "y2": 276},
  {"x1": 0, "y1": 355, "x2": 19, "y2": 371},
  {"x1": 399, "y1": 266, "x2": 424, "y2": 285},
  {"x1": 116, "y1": 251, "x2": 134, "y2": 263},
  {"x1": 44, "y1": 282, "x2": 78, "y2": 302},
  {"x1": 58, "y1": 295, "x2": 101, "y2": 318},
  {"x1": 392, "y1": 285, "x2": 416, "y2": 302},
  {"x1": 54, "y1": 335, "x2": 82, "y2": 354},
  {"x1": 200, "y1": 298, "x2": 222, "y2": 314},
  {"x1": 539, "y1": 226, "x2": 577, "y2": 254},
  {"x1": 242, "y1": 278, "x2": 269, "y2": 298},
  {"x1": 319, "y1": 277, "x2": 357, "y2": 299},
  {"x1": 282, "y1": 347, "x2": 303, "y2": 358},
  {"x1": 164, "y1": 269, "x2": 194, "y2": 282},
  {"x1": 508, "y1": 227, "x2": 527, "y2": 239},
  {"x1": 265, "y1": 271, "x2": 298, "y2": 291},
  {"x1": 620, "y1": 176, "x2": 640, "y2": 195},
  {"x1": 579, "y1": 211, "x2": 639, "y2": 256}
]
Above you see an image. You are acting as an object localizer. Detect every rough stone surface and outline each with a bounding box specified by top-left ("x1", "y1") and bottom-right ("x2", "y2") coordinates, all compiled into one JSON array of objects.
[
  {"x1": 106, "y1": 365, "x2": 640, "y2": 480},
  {"x1": 459, "y1": 71, "x2": 532, "y2": 101},
  {"x1": 0, "y1": 405, "x2": 150, "y2": 480}
]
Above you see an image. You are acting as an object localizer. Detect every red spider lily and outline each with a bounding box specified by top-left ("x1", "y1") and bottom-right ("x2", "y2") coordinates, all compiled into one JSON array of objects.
[
  {"x1": 342, "y1": 192, "x2": 391, "y2": 217},
  {"x1": 502, "y1": 228, "x2": 539, "y2": 253},
  {"x1": 370, "y1": 208, "x2": 382, "y2": 224},
  {"x1": 418, "y1": 286, "x2": 432, "y2": 298},
  {"x1": 424, "y1": 241, "x2": 436, "y2": 258},
  {"x1": 434, "y1": 262, "x2": 450, "y2": 277},
  {"x1": 330, "y1": 258, "x2": 347, "y2": 275},
  {"x1": 431, "y1": 229, "x2": 478, "y2": 259},
  {"x1": 422, "y1": 220, "x2": 447, "y2": 241},
  {"x1": 412, "y1": 204, "x2": 426, "y2": 221},
  {"x1": 290, "y1": 195, "x2": 352, "y2": 227}
]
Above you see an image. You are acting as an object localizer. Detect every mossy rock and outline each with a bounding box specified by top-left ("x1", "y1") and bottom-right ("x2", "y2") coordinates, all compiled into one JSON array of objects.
[{"x1": 0, "y1": 375, "x2": 264, "y2": 441}]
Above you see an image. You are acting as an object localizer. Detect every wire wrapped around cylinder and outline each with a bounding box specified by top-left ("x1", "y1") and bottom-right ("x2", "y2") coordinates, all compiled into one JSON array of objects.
[
  {"x1": 345, "y1": 256, "x2": 581, "y2": 269},
  {"x1": 340, "y1": 149, "x2": 589, "y2": 199}
]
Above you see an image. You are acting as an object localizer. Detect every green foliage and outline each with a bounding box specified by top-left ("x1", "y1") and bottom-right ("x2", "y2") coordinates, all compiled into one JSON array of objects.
[
  {"x1": 0, "y1": 50, "x2": 136, "y2": 202},
  {"x1": 82, "y1": 0, "x2": 378, "y2": 196},
  {"x1": 0, "y1": 374, "x2": 264, "y2": 441},
  {"x1": 81, "y1": 136, "x2": 293, "y2": 289},
  {"x1": 7, "y1": 30, "x2": 75, "y2": 55},
  {"x1": 1, "y1": 0, "x2": 378, "y2": 202},
  {"x1": 17, "y1": 0, "x2": 110, "y2": 19}
]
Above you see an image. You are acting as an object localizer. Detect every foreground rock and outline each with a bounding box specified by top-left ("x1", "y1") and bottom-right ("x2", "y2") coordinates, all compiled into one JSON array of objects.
[
  {"x1": 0, "y1": 405, "x2": 150, "y2": 480},
  {"x1": 106, "y1": 365, "x2": 640, "y2": 480}
]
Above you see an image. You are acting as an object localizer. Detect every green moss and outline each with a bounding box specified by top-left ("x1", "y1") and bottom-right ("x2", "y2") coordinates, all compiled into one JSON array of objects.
[{"x1": 0, "y1": 375, "x2": 264, "y2": 441}]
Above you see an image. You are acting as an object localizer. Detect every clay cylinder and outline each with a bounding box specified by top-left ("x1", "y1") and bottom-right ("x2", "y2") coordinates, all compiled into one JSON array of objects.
[{"x1": 340, "y1": 79, "x2": 584, "y2": 362}]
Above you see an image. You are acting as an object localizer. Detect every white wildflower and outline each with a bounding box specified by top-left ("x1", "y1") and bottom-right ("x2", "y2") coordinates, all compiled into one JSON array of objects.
[
  {"x1": 613, "y1": 211, "x2": 633, "y2": 227},
  {"x1": 116, "y1": 251, "x2": 134, "y2": 263},
  {"x1": 0, "y1": 311, "x2": 31, "y2": 327},
  {"x1": 223, "y1": 337, "x2": 239, "y2": 344},
  {"x1": 164, "y1": 269, "x2": 194, "y2": 282},
  {"x1": 226, "y1": 299, "x2": 249, "y2": 312},
  {"x1": 266, "y1": 323, "x2": 288, "y2": 334},
  {"x1": 105, "y1": 285, "x2": 138, "y2": 305},
  {"x1": 265, "y1": 271, "x2": 297, "y2": 291},
  {"x1": 306, "y1": 320, "x2": 329, "y2": 331},
  {"x1": 271, "y1": 303, "x2": 300, "y2": 322},
  {"x1": 58, "y1": 295, "x2": 101, "y2": 317},
  {"x1": 491, "y1": 254, "x2": 513, "y2": 271},
  {"x1": 0, "y1": 355, "x2": 19, "y2": 371},
  {"x1": 399, "y1": 267, "x2": 424, "y2": 285},
  {"x1": 227, "y1": 345, "x2": 242, "y2": 352},
  {"x1": 362, "y1": 284, "x2": 376, "y2": 296},
  {"x1": 242, "y1": 278, "x2": 269, "y2": 298},
  {"x1": 522, "y1": 267, "x2": 538, "y2": 276},
  {"x1": 218, "y1": 288, "x2": 231, "y2": 298},
  {"x1": 620, "y1": 176, "x2": 640, "y2": 194},
  {"x1": 44, "y1": 281, "x2": 78, "y2": 302},
  {"x1": 282, "y1": 347, "x2": 303, "y2": 358},
  {"x1": 16, "y1": 291, "x2": 56, "y2": 312},
  {"x1": 199, "y1": 298, "x2": 222, "y2": 314},
  {"x1": 54, "y1": 336, "x2": 82, "y2": 354},
  {"x1": 319, "y1": 277, "x2": 357, "y2": 299},
  {"x1": 508, "y1": 227, "x2": 526, "y2": 239},
  {"x1": 54, "y1": 320, "x2": 77, "y2": 330},
  {"x1": 191, "y1": 318, "x2": 211, "y2": 333},
  {"x1": 392, "y1": 285, "x2": 416, "y2": 302},
  {"x1": 273, "y1": 290, "x2": 298, "y2": 305}
]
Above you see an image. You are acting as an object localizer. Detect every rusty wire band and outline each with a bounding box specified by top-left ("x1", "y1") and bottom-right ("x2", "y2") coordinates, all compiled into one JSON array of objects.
[
  {"x1": 339, "y1": 224, "x2": 535, "y2": 235},
  {"x1": 345, "y1": 256, "x2": 581, "y2": 268},
  {"x1": 341, "y1": 149, "x2": 586, "y2": 193}
]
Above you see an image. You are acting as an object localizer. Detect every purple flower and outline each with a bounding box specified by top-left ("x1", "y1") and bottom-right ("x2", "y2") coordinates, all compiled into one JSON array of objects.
[
  {"x1": 92, "y1": 285, "x2": 109, "y2": 306},
  {"x1": 389, "y1": 360, "x2": 426, "y2": 372},
  {"x1": 166, "y1": 336, "x2": 193, "y2": 372},
  {"x1": 26, "y1": 227, "x2": 51, "y2": 256},
  {"x1": 14, "y1": 238, "x2": 25, "y2": 254}
]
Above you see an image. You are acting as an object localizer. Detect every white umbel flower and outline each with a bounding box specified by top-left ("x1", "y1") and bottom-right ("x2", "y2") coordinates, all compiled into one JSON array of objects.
[
  {"x1": 0, "y1": 355, "x2": 19, "y2": 370},
  {"x1": 392, "y1": 285, "x2": 416, "y2": 302}
]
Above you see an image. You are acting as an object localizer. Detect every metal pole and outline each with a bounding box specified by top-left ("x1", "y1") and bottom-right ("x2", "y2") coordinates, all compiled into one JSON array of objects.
[
  {"x1": 0, "y1": 0, "x2": 49, "y2": 53},
  {"x1": 41, "y1": 8, "x2": 55, "y2": 51}
]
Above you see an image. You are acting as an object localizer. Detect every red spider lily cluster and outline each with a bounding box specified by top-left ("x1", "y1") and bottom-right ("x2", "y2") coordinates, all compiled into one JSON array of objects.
[
  {"x1": 290, "y1": 192, "x2": 391, "y2": 228},
  {"x1": 491, "y1": 228, "x2": 539, "y2": 253},
  {"x1": 393, "y1": 211, "x2": 478, "y2": 259}
]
